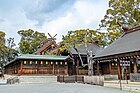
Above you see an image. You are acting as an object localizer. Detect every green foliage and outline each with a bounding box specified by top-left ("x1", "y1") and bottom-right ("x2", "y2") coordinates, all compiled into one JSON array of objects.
[
  {"x1": 6, "y1": 38, "x2": 18, "y2": 62},
  {"x1": 0, "y1": 31, "x2": 5, "y2": 46},
  {"x1": 0, "y1": 32, "x2": 18, "y2": 66},
  {"x1": 0, "y1": 31, "x2": 6, "y2": 64},
  {"x1": 100, "y1": 0, "x2": 140, "y2": 44},
  {"x1": 18, "y1": 29, "x2": 47, "y2": 54},
  {"x1": 60, "y1": 29, "x2": 108, "y2": 53},
  {"x1": 101, "y1": 0, "x2": 140, "y2": 28}
]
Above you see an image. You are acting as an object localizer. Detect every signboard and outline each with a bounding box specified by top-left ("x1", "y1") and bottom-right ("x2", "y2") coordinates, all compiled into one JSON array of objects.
[{"x1": 120, "y1": 61, "x2": 130, "y2": 67}]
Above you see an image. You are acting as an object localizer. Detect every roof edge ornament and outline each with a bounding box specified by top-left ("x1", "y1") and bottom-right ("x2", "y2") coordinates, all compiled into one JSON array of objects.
[
  {"x1": 119, "y1": 25, "x2": 140, "y2": 37},
  {"x1": 117, "y1": 20, "x2": 140, "y2": 34},
  {"x1": 126, "y1": 25, "x2": 140, "y2": 34},
  {"x1": 122, "y1": 26, "x2": 129, "y2": 33},
  {"x1": 117, "y1": 22, "x2": 129, "y2": 34}
]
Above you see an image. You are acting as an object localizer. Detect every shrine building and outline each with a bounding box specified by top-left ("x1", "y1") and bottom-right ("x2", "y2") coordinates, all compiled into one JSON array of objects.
[
  {"x1": 93, "y1": 26, "x2": 140, "y2": 79},
  {"x1": 4, "y1": 54, "x2": 73, "y2": 75}
]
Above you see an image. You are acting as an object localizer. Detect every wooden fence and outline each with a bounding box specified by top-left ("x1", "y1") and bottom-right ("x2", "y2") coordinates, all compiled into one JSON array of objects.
[{"x1": 57, "y1": 75, "x2": 84, "y2": 83}]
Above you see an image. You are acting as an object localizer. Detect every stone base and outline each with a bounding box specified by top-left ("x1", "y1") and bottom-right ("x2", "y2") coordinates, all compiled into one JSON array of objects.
[
  {"x1": 0, "y1": 79, "x2": 7, "y2": 85},
  {"x1": 104, "y1": 75, "x2": 118, "y2": 80},
  {"x1": 18, "y1": 76, "x2": 57, "y2": 83}
]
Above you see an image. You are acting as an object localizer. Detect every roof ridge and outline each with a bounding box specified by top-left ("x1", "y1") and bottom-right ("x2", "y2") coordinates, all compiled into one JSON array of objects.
[
  {"x1": 20, "y1": 54, "x2": 68, "y2": 57},
  {"x1": 125, "y1": 25, "x2": 140, "y2": 34}
]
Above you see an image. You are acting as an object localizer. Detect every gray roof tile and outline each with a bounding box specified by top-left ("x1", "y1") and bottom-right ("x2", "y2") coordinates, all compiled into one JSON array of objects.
[
  {"x1": 94, "y1": 29, "x2": 140, "y2": 58},
  {"x1": 69, "y1": 43, "x2": 103, "y2": 55}
]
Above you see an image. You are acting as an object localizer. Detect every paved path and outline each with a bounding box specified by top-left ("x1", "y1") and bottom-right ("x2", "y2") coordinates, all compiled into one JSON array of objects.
[
  {"x1": 104, "y1": 80, "x2": 140, "y2": 92},
  {"x1": 0, "y1": 83, "x2": 137, "y2": 93}
]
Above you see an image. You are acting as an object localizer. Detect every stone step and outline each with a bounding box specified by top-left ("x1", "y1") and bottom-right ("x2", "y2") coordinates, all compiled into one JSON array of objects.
[
  {"x1": 0, "y1": 79, "x2": 7, "y2": 85},
  {"x1": 18, "y1": 76, "x2": 57, "y2": 84}
]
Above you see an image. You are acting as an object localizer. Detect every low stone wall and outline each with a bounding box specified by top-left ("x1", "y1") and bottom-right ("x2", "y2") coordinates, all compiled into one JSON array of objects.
[
  {"x1": 7, "y1": 77, "x2": 19, "y2": 84},
  {"x1": 18, "y1": 76, "x2": 57, "y2": 83},
  {"x1": 104, "y1": 75, "x2": 118, "y2": 80},
  {"x1": 130, "y1": 73, "x2": 140, "y2": 82},
  {"x1": 84, "y1": 76, "x2": 104, "y2": 86},
  {"x1": 0, "y1": 79, "x2": 7, "y2": 85}
]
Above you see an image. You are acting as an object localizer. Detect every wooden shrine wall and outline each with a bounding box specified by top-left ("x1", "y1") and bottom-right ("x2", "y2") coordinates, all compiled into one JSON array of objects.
[{"x1": 5, "y1": 59, "x2": 73, "y2": 76}]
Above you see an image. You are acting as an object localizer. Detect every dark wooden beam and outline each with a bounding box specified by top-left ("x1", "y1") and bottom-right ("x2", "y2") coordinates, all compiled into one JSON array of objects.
[
  {"x1": 52, "y1": 62, "x2": 54, "y2": 75},
  {"x1": 133, "y1": 58, "x2": 138, "y2": 73},
  {"x1": 129, "y1": 60, "x2": 133, "y2": 73},
  {"x1": 97, "y1": 61, "x2": 100, "y2": 75},
  {"x1": 66, "y1": 62, "x2": 68, "y2": 75},
  {"x1": 117, "y1": 59, "x2": 122, "y2": 90},
  {"x1": 76, "y1": 59, "x2": 79, "y2": 75},
  {"x1": 19, "y1": 60, "x2": 23, "y2": 75},
  {"x1": 109, "y1": 62, "x2": 112, "y2": 74},
  {"x1": 117, "y1": 59, "x2": 121, "y2": 80}
]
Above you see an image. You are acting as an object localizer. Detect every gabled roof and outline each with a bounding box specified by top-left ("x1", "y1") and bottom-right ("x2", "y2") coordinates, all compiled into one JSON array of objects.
[
  {"x1": 94, "y1": 26, "x2": 140, "y2": 59},
  {"x1": 69, "y1": 43, "x2": 103, "y2": 56},
  {"x1": 35, "y1": 40, "x2": 58, "y2": 54}
]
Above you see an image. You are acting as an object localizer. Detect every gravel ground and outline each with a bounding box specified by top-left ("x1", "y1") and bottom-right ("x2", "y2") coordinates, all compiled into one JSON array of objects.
[{"x1": 0, "y1": 83, "x2": 137, "y2": 93}]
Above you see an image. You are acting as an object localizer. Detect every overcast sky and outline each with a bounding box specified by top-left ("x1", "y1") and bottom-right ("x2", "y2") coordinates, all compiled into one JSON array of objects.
[{"x1": 0, "y1": 0, "x2": 109, "y2": 45}]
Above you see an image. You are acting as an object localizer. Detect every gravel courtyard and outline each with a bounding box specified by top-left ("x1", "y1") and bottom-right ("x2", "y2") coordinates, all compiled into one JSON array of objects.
[{"x1": 0, "y1": 83, "x2": 137, "y2": 93}]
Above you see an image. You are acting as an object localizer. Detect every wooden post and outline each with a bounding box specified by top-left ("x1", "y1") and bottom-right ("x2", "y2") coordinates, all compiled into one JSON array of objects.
[
  {"x1": 37, "y1": 61, "x2": 39, "y2": 74},
  {"x1": 66, "y1": 62, "x2": 68, "y2": 75},
  {"x1": 35, "y1": 61, "x2": 37, "y2": 74},
  {"x1": 52, "y1": 62, "x2": 55, "y2": 75},
  {"x1": 117, "y1": 60, "x2": 121, "y2": 80},
  {"x1": 93, "y1": 64, "x2": 95, "y2": 75},
  {"x1": 129, "y1": 60, "x2": 133, "y2": 73},
  {"x1": 109, "y1": 62, "x2": 112, "y2": 74},
  {"x1": 76, "y1": 58, "x2": 79, "y2": 75},
  {"x1": 19, "y1": 61, "x2": 23, "y2": 75},
  {"x1": 134, "y1": 58, "x2": 138, "y2": 73},
  {"x1": 97, "y1": 61, "x2": 100, "y2": 75},
  {"x1": 117, "y1": 59, "x2": 122, "y2": 90},
  {"x1": 58, "y1": 63, "x2": 60, "y2": 75}
]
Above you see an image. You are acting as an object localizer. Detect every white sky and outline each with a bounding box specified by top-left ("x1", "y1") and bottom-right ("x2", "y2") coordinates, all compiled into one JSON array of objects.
[{"x1": 0, "y1": 0, "x2": 109, "y2": 45}]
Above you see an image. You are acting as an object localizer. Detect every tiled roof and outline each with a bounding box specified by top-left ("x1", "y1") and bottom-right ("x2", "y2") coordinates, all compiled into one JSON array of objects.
[
  {"x1": 69, "y1": 43, "x2": 103, "y2": 55},
  {"x1": 18, "y1": 54, "x2": 70, "y2": 60},
  {"x1": 94, "y1": 26, "x2": 140, "y2": 58},
  {"x1": 4, "y1": 54, "x2": 71, "y2": 66}
]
